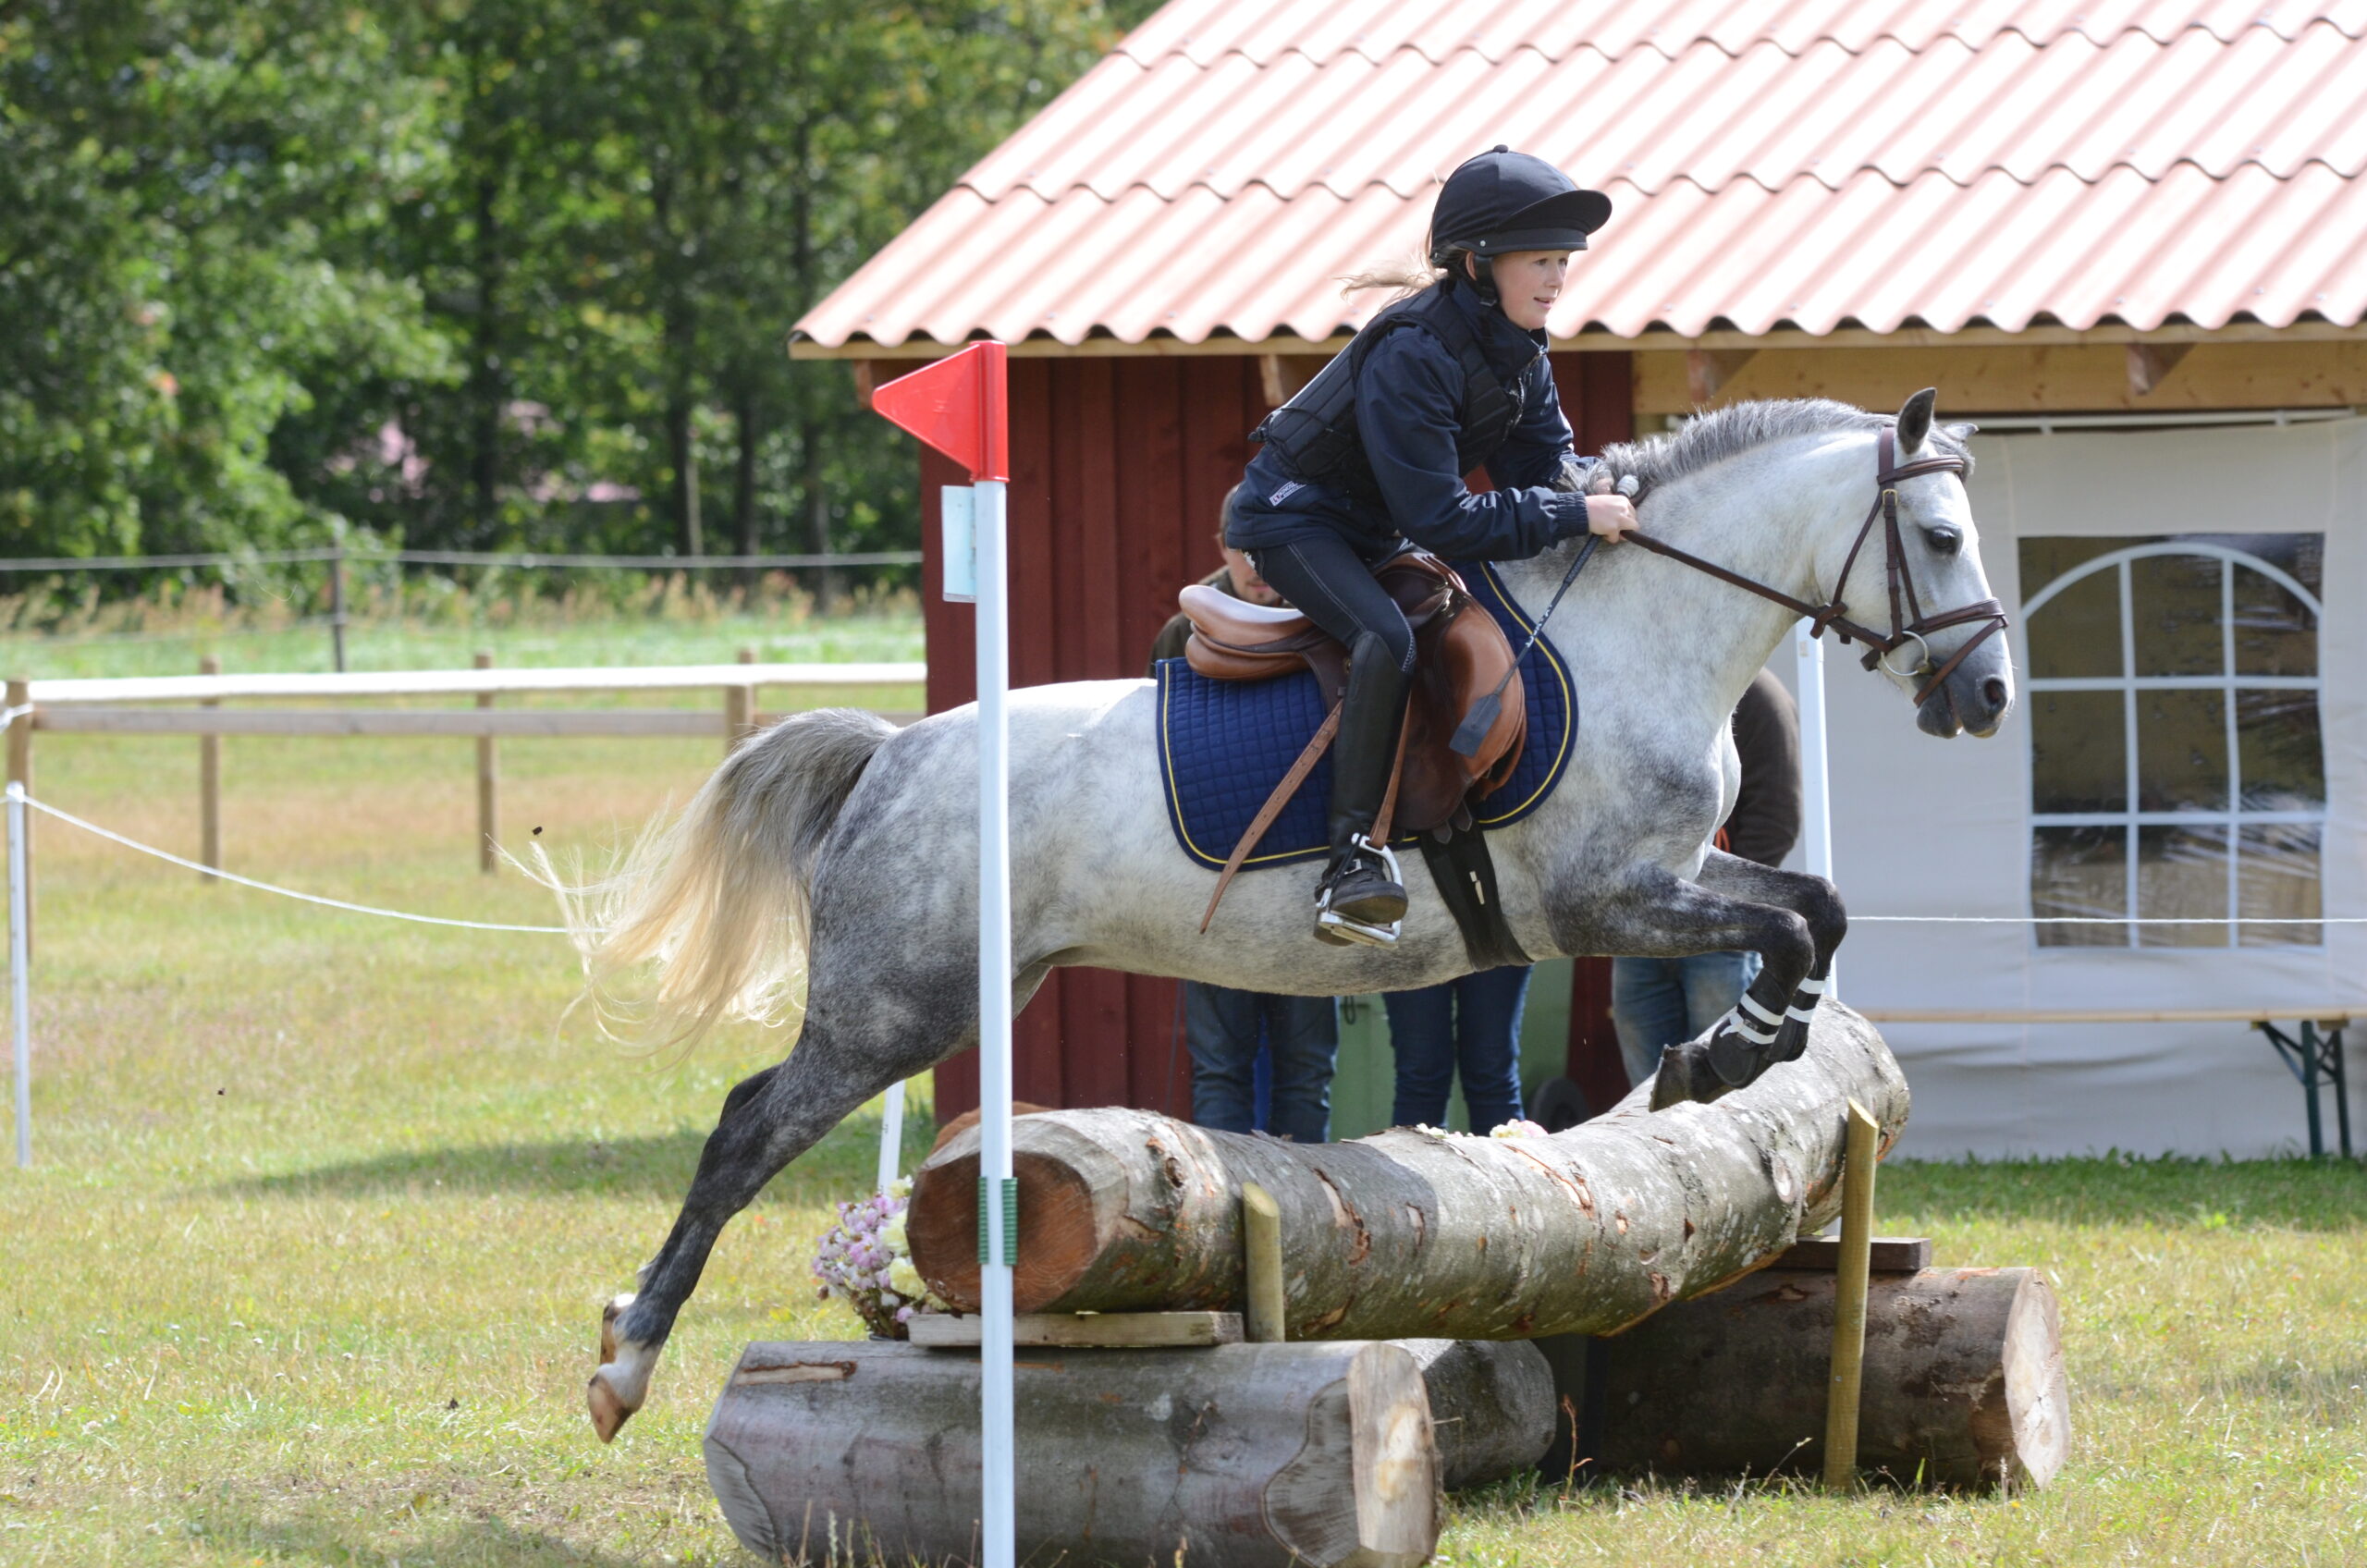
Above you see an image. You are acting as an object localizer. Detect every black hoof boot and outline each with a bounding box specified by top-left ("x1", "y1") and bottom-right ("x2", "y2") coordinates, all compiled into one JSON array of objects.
[{"x1": 1314, "y1": 839, "x2": 1406, "y2": 946}]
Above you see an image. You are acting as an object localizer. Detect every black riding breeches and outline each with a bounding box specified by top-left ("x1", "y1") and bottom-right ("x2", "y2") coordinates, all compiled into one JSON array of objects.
[
  {"x1": 1247, "y1": 535, "x2": 1414, "y2": 846},
  {"x1": 1245, "y1": 536, "x2": 1417, "y2": 676}
]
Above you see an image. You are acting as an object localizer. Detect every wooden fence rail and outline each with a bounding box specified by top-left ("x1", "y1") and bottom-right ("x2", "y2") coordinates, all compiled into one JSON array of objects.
[{"x1": 4, "y1": 655, "x2": 926, "y2": 912}]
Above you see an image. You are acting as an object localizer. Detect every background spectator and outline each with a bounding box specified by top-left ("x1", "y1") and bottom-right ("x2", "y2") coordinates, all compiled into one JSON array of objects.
[{"x1": 1383, "y1": 966, "x2": 1530, "y2": 1133}]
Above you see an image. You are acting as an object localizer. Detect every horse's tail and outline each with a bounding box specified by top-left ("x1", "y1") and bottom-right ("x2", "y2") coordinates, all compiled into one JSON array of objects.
[{"x1": 536, "y1": 705, "x2": 898, "y2": 1050}]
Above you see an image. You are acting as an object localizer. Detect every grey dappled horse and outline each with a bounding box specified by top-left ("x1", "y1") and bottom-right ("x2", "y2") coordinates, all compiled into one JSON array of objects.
[{"x1": 563, "y1": 390, "x2": 2015, "y2": 1439}]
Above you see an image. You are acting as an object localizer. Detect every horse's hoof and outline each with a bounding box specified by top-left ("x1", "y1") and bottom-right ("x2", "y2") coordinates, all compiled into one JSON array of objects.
[
  {"x1": 1649, "y1": 1042, "x2": 1732, "y2": 1110},
  {"x1": 589, "y1": 1293, "x2": 653, "y2": 1443},
  {"x1": 587, "y1": 1369, "x2": 632, "y2": 1443}
]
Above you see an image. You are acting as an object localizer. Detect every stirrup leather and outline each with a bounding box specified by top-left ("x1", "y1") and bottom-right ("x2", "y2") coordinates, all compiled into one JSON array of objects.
[{"x1": 1314, "y1": 838, "x2": 1404, "y2": 948}]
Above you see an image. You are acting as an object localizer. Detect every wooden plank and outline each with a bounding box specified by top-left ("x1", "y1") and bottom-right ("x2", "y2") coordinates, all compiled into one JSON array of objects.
[
  {"x1": 904, "y1": 1310, "x2": 1244, "y2": 1348},
  {"x1": 1860, "y1": 1008, "x2": 2355, "y2": 1025},
  {"x1": 25, "y1": 662, "x2": 924, "y2": 705},
  {"x1": 1634, "y1": 340, "x2": 2367, "y2": 415},
  {"x1": 39, "y1": 708, "x2": 754, "y2": 738},
  {"x1": 1821, "y1": 1099, "x2": 1882, "y2": 1491},
  {"x1": 1775, "y1": 1236, "x2": 1933, "y2": 1273}
]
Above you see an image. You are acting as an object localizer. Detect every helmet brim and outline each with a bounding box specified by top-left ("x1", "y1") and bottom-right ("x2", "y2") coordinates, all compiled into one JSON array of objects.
[{"x1": 1462, "y1": 188, "x2": 1613, "y2": 255}]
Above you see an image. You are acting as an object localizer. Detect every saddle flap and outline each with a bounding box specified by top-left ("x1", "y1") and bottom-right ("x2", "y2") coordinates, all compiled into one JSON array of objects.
[{"x1": 1179, "y1": 583, "x2": 1308, "y2": 643}]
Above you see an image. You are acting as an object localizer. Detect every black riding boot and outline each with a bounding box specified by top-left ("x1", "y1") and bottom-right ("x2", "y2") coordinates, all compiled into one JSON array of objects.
[{"x1": 1314, "y1": 632, "x2": 1411, "y2": 945}]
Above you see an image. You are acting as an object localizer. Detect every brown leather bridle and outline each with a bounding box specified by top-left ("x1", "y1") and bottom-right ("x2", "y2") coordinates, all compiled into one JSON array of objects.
[{"x1": 1621, "y1": 425, "x2": 2010, "y2": 707}]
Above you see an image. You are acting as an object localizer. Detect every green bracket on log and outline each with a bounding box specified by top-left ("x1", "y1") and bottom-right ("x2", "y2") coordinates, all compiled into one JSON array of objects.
[{"x1": 977, "y1": 1177, "x2": 1020, "y2": 1266}]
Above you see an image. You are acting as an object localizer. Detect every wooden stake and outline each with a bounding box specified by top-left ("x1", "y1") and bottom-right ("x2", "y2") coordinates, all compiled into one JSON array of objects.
[
  {"x1": 5, "y1": 677, "x2": 30, "y2": 952},
  {"x1": 473, "y1": 651, "x2": 497, "y2": 873},
  {"x1": 1241, "y1": 1181, "x2": 1286, "y2": 1343},
  {"x1": 198, "y1": 656, "x2": 221, "y2": 882},
  {"x1": 1822, "y1": 1097, "x2": 1881, "y2": 1491},
  {"x1": 723, "y1": 645, "x2": 757, "y2": 753}
]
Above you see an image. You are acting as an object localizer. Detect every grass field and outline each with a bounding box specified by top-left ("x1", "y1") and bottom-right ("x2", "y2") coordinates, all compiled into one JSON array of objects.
[{"x1": 2, "y1": 614, "x2": 2363, "y2": 1566}]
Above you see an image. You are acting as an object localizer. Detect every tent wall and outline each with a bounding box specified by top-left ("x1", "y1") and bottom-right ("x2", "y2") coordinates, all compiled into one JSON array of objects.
[{"x1": 1786, "y1": 417, "x2": 2367, "y2": 1157}]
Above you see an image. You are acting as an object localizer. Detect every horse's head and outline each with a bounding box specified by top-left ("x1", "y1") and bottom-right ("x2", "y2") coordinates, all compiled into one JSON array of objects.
[{"x1": 1848, "y1": 388, "x2": 2016, "y2": 740}]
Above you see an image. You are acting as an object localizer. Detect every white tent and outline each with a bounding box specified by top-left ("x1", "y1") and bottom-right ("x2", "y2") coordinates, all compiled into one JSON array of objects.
[{"x1": 1786, "y1": 416, "x2": 2366, "y2": 1158}]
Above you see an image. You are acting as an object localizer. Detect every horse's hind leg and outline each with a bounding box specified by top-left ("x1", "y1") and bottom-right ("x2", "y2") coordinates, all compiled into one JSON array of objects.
[{"x1": 586, "y1": 992, "x2": 951, "y2": 1441}]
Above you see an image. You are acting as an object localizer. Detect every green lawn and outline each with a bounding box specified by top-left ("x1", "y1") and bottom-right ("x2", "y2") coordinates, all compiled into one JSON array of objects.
[{"x1": 2, "y1": 615, "x2": 2363, "y2": 1566}]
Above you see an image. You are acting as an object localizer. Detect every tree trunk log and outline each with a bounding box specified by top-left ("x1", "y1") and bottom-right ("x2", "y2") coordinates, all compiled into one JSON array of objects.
[
  {"x1": 703, "y1": 1340, "x2": 1439, "y2": 1568},
  {"x1": 910, "y1": 1003, "x2": 1907, "y2": 1341},
  {"x1": 1399, "y1": 1340, "x2": 1557, "y2": 1491},
  {"x1": 1537, "y1": 1266, "x2": 2070, "y2": 1490}
]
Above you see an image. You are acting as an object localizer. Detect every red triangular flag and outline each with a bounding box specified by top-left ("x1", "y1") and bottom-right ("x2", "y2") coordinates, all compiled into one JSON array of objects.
[{"x1": 870, "y1": 341, "x2": 1008, "y2": 482}]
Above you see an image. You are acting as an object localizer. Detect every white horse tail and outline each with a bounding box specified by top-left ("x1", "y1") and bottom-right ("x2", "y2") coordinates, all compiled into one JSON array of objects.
[{"x1": 541, "y1": 706, "x2": 899, "y2": 1050}]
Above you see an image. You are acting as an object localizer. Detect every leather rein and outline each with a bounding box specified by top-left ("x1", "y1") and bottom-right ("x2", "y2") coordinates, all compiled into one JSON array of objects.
[{"x1": 1618, "y1": 426, "x2": 2009, "y2": 706}]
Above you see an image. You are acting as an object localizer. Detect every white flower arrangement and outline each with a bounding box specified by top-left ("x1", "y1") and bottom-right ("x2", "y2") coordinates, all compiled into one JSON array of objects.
[{"x1": 811, "y1": 1177, "x2": 942, "y2": 1337}]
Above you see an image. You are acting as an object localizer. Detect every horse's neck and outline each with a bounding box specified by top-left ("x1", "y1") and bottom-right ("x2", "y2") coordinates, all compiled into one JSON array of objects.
[{"x1": 1509, "y1": 435, "x2": 1870, "y2": 740}]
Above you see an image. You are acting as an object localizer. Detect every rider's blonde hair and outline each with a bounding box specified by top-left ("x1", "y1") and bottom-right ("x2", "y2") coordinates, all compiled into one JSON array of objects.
[{"x1": 1338, "y1": 244, "x2": 1448, "y2": 300}]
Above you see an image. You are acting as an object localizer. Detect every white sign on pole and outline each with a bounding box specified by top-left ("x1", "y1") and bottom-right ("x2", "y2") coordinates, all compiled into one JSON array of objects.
[{"x1": 941, "y1": 485, "x2": 978, "y2": 604}]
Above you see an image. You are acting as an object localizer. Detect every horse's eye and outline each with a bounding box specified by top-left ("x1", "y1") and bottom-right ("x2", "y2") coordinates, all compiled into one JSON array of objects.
[{"x1": 1923, "y1": 526, "x2": 1961, "y2": 556}]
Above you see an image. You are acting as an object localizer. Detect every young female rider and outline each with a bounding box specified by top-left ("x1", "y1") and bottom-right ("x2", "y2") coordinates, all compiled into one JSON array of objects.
[{"x1": 1228, "y1": 146, "x2": 1637, "y2": 945}]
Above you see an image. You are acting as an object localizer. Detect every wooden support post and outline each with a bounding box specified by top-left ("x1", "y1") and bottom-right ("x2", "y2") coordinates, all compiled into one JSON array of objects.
[
  {"x1": 723, "y1": 645, "x2": 757, "y2": 753},
  {"x1": 5, "y1": 677, "x2": 29, "y2": 951},
  {"x1": 1822, "y1": 1097, "x2": 1881, "y2": 1491},
  {"x1": 328, "y1": 525, "x2": 349, "y2": 673},
  {"x1": 1241, "y1": 1181, "x2": 1286, "y2": 1343},
  {"x1": 198, "y1": 655, "x2": 221, "y2": 882},
  {"x1": 474, "y1": 651, "x2": 497, "y2": 874}
]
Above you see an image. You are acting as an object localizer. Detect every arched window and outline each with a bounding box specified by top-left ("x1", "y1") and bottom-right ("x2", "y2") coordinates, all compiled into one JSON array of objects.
[{"x1": 2019, "y1": 534, "x2": 2325, "y2": 949}]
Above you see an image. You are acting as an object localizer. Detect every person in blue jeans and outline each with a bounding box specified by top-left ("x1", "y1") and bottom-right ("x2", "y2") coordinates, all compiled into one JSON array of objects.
[
  {"x1": 1612, "y1": 668, "x2": 1801, "y2": 1089},
  {"x1": 1384, "y1": 965, "x2": 1532, "y2": 1132}
]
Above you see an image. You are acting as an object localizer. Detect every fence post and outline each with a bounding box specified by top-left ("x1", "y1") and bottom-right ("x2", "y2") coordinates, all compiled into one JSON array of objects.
[
  {"x1": 474, "y1": 651, "x2": 498, "y2": 873},
  {"x1": 199, "y1": 655, "x2": 221, "y2": 882},
  {"x1": 6, "y1": 678, "x2": 30, "y2": 954},
  {"x1": 10, "y1": 778, "x2": 30, "y2": 1168},
  {"x1": 328, "y1": 523, "x2": 350, "y2": 673},
  {"x1": 1822, "y1": 1099, "x2": 1881, "y2": 1491},
  {"x1": 724, "y1": 645, "x2": 757, "y2": 753}
]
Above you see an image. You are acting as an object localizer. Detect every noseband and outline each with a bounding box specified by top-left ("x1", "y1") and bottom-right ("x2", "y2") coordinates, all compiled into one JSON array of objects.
[{"x1": 1621, "y1": 425, "x2": 2010, "y2": 706}]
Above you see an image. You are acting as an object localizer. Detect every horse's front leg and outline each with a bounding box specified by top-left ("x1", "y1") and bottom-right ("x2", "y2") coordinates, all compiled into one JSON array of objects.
[
  {"x1": 1694, "y1": 848, "x2": 1847, "y2": 1064},
  {"x1": 1550, "y1": 864, "x2": 1820, "y2": 1111}
]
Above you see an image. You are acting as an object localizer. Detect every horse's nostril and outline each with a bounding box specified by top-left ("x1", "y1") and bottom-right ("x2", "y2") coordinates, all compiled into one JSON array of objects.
[{"x1": 1981, "y1": 677, "x2": 2008, "y2": 710}]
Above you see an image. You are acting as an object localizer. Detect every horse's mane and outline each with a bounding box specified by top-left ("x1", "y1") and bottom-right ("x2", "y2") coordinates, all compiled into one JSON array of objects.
[{"x1": 1591, "y1": 398, "x2": 1974, "y2": 502}]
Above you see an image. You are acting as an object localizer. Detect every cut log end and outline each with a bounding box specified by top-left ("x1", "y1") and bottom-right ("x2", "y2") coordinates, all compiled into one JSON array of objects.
[{"x1": 907, "y1": 1145, "x2": 1103, "y2": 1313}]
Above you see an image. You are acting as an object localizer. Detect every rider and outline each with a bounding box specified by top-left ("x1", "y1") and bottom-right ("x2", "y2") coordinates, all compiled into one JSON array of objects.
[{"x1": 1228, "y1": 146, "x2": 1638, "y2": 945}]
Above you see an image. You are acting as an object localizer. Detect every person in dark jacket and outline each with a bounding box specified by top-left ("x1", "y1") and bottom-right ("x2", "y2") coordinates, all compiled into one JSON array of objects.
[
  {"x1": 1611, "y1": 668, "x2": 1804, "y2": 1087},
  {"x1": 1151, "y1": 490, "x2": 1342, "y2": 1142},
  {"x1": 1227, "y1": 146, "x2": 1637, "y2": 946}
]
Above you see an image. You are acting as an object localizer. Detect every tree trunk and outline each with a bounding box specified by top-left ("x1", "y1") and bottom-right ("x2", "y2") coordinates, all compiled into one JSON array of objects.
[
  {"x1": 909, "y1": 1003, "x2": 1908, "y2": 1342},
  {"x1": 801, "y1": 412, "x2": 835, "y2": 611},
  {"x1": 1399, "y1": 1340, "x2": 1556, "y2": 1491},
  {"x1": 667, "y1": 397, "x2": 703, "y2": 557},
  {"x1": 733, "y1": 388, "x2": 760, "y2": 577},
  {"x1": 1536, "y1": 1266, "x2": 2070, "y2": 1490},
  {"x1": 703, "y1": 1340, "x2": 1440, "y2": 1568}
]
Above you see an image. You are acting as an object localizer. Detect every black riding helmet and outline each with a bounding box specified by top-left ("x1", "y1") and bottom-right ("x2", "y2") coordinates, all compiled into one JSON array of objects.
[{"x1": 1429, "y1": 146, "x2": 1611, "y2": 304}]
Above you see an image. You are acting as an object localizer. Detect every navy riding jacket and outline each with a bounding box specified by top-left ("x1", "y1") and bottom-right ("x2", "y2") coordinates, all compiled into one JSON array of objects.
[{"x1": 1227, "y1": 279, "x2": 1593, "y2": 562}]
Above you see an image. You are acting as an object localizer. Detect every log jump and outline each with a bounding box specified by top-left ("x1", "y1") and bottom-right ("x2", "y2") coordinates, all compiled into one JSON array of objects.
[{"x1": 909, "y1": 1002, "x2": 1908, "y2": 1341}]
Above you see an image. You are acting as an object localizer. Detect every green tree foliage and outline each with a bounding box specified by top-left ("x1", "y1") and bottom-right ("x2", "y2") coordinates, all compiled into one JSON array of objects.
[{"x1": 0, "y1": 0, "x2": 1154, "y2": 567}]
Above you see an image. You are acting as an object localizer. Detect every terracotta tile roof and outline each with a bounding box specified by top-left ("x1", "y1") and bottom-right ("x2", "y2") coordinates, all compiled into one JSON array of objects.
[{"x1": 795, "y1": 0, "x2": 2367, "y2": 349}]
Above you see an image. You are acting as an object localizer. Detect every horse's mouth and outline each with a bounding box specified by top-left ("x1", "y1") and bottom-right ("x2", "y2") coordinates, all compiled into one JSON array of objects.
[{"x1": 1917, "y1": 670, "x2": 2011, "y2": 739}]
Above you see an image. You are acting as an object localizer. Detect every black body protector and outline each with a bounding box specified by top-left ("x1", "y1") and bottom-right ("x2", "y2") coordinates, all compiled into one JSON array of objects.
[{"x1": 1251, "y1": 284, "x2": 1523, "y2": 507}]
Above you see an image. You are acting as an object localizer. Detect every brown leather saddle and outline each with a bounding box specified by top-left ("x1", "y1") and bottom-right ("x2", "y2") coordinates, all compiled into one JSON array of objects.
[{"x1": 1181, "y1": 551, "x2": 1527, "y2": 929}]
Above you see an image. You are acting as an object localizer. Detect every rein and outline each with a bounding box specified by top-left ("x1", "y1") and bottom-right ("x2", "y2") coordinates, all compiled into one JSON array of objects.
[{"x1": 1619, "y1": 426, "x2": 2009, "y2": 705}]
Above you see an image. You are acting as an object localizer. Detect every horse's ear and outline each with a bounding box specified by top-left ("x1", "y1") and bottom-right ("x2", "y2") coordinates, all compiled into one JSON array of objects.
[
  {"x1": 1945, "y1": 421, "x2": 1979, "y2": 441},
  {"x1": 1896, "y1": 387, "x2": 1938, "y2": 452}
]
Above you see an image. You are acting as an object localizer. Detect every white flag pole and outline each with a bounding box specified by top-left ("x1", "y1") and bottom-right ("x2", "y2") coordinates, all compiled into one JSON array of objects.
[
  {"x1": 1793, "y1": 620, "x2": 1836, "y2": 993},
  {"x1": 973, "y1": 474, "x2": 1015, "y2": 1568},
  {"x1": 9, "y1": 780, "x2": 29, "y2": 1168},
  {"x1": 876, "y1": 1080, "x2": 906, "y2": 1194}
]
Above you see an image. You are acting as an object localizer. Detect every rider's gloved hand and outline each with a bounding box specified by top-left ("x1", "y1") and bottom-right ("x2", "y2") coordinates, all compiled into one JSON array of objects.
[{"x1": 1584, "y1": 493, "x2": 1637, "y2": 541}]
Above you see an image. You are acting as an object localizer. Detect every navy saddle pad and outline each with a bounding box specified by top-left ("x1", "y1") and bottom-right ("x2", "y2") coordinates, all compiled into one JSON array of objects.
[{"x1": 1155, "y1": 560, "x2": 1575, "y2": 873}]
